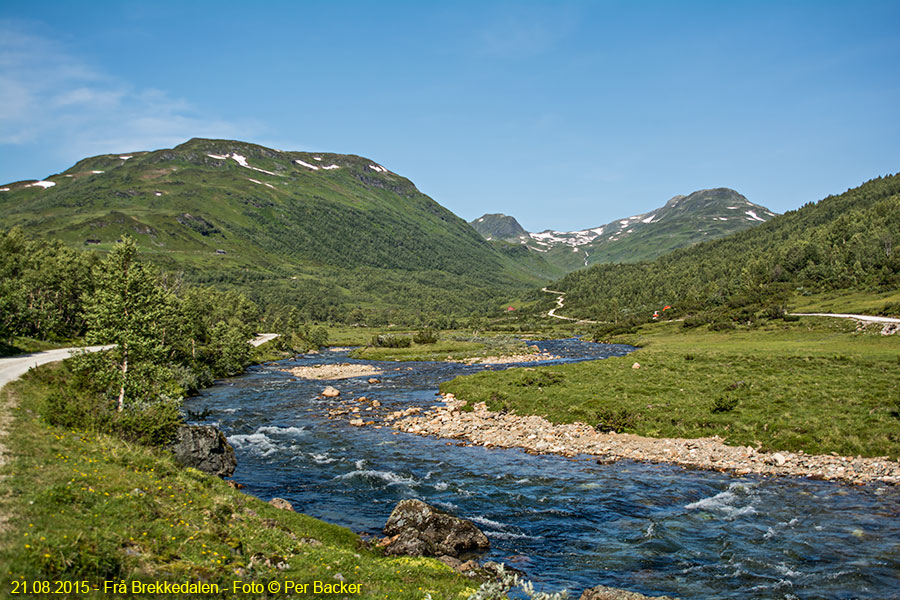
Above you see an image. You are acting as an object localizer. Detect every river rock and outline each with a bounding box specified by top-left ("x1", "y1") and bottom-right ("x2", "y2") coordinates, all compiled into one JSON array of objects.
[
  {"x1": 168, "y1": 425, "x2": 236, "y2": 477},
  {"x1": 632, "y1": 362, "x2": 641, "y2": 369},
  {"x1": 381, "y1": 499, "x2": 490, "y2": 558},
  {"x1": 322, "y1": 386, "x2": 340, "y2": 397},
  {"x1": 580, "y1": 585, "x2": 678, "y2": 600},
  {"x1": 269, "y1": 497, "x2": 294, "y2": 511}
]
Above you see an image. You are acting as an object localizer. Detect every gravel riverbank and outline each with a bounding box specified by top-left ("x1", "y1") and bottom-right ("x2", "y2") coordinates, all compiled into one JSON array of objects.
[
  {"x1": 450, "y1": 351, "x2": 561, "y2": 365},
  {"x1": 282, "y1": 363, "x2": 384, "y2": 380},
  {"x1": 386, "y1": 394, "x2": 900, "y2": 486}
]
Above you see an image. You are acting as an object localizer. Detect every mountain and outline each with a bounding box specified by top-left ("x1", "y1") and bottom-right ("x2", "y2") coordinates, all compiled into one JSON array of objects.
[
  {"x1": 0, "y1": 138, "x2": 555, "y2": 321},
  {"x1": 470, "y1": 189, "x2": 777, "y2": 272},
  {"x1": 551, "y1": 174, "x2": 900, "y2": 321},
  {"x1": 469, "y1": 213, "x2": 530, "y2": 242}
]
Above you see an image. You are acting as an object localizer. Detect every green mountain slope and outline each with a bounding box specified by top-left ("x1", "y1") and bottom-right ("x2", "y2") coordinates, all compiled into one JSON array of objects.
[
  {"x1": 0, "y1": 138, "x2": 553, "y2": 320},
  {"x1": 470, "y1": 189, "x2": 776, "y2": 273},
  {"x1": 552, "y1": 174, "x2": 900, "y2": 320}
]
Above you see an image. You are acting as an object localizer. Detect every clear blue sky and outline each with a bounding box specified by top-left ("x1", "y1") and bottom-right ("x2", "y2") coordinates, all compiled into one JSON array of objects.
[{"x1": 2, "y1": 1, "x2": 898, "y2": 231}]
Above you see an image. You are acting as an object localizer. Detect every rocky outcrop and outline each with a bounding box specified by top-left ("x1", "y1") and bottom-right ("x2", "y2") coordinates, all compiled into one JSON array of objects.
[
  {"x1": 580, "y1": 585, "x2": 677, "y2": 600},
  {"x1": 380, "y1": 499, "x2": 489, "y2": 558},
  {"x1": 169, "y1": 425, "x2": 236, "y2": 477}
]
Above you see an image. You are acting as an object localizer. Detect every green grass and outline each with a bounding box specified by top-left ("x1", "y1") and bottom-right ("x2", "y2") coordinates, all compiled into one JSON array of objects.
[
  {"x1": 789, "y1": 289, "x2": 900, "y2": 316},
  {"x1": 325, "y1": 326, "x2": 406, "y2": 347},
  {"x1": 0, "y1": 364, "x2": 477, "y2": 599},
  {"x1": 349, "y1": 335, "x2": 535, "y2": 362},
  {"x1": 350, "y1": 341, "x2": 486, "y2": 362},
  {"x1": 440, "y1": 318, "x2": 900, "y2": 458}
]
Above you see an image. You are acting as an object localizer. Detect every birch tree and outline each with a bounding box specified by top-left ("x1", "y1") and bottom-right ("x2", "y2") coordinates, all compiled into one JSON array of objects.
[{"x1": 84, "y1": 236, "x2": 178, "y2": 411}]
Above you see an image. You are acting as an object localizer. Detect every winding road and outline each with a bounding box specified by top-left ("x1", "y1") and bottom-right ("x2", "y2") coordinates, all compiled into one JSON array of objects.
[{"x1": 541, "y1": 287, "x2": 599, "y2": 324}]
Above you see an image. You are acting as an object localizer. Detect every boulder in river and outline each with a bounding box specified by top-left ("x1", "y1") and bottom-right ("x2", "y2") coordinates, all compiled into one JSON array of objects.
[
  {"x1": 322, "y1": 386, "x2": 340, "y2": 397},
  {"x1": 169, "y1": 425, "x2": 236, "y2": 477},
  {"x1": 580, "y1": 585, "x2": 678, "y2": 600},
  {"x1": 381, "y1": 499, "x2": 490, "y2": 558}
]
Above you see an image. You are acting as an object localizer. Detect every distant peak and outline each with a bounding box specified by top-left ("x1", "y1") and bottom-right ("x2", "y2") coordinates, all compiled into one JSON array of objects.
[{"x1": 469, "y1": 213, "x2": 528, "y2": 242}]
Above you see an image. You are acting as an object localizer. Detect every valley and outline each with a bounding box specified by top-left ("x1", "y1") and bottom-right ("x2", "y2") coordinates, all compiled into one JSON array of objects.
[{"x1": 1, "y1": 142, "x2": 899, "y2": 599}]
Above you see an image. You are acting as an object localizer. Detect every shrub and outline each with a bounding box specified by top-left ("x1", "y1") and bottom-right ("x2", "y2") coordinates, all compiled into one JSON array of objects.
[
  {"x1": 413, "y1": 328, "x2": 439, "y2": 344},
  {"x1": 371, "y1": 334, "x2": 412, "y2": 348},
  {"x1": 682, "y1": 315, "x2": 708, "y2": 329},
  {"x1": 709, "y1": 318, "x2": 736, "y2": 331},
  {"x1": 517, "y1": 370, "x2": 565, "y2": 387},
  {"x1": 879, "y1": 302, "x2": 900, "y2": 317},
  {"x1": 764, "y1": 303, "x2": 787, "y2": 320},
  {"x1": 711, "y1": 394, "x2": 740, "y2": 413},
  {"x1": 41, "y1": 389, "x2": 183, "y2": 446},
  {"x1": 114, "y1": 396, "x2": 183, "y2": 446},
  {"x1": 593, "y1": 408, "x2": 636, "y2": 432}
]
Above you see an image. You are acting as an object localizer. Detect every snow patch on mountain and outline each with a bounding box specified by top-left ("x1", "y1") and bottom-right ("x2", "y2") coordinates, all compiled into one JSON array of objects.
[
  {"x1": 294, "y1": 159, "x2": 319, "y2": 170},
  {"x1": 248, "y1": 178, "x2": 275, "y2": 189},
  {"x1": 28, "y1": 180, "x2": 56, "y2": 189},
  {"x1": 207, "y1": 152, "x2": 279, "y2": 176}
]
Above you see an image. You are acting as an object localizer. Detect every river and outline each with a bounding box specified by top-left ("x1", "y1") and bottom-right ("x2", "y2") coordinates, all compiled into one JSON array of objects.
[{"x1": 184, "y1": 338, "x2": 900, "y2": 599}]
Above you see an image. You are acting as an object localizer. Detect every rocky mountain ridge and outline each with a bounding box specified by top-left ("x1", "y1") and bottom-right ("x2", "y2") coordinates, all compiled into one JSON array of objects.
[{"x1": 470, "y1": 188, "x2": 777, "y2": 271}]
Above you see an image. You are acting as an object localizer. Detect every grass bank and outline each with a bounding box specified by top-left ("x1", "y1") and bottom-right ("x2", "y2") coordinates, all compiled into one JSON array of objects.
[
  {"x1": 350, "y1": 335, "x2": 535, "y2": 362},
  {"x1": 0, "y1": 364, "x2": 475, "y2": 599},
  {"x1": 440, "y1": 318, "x2": 900, "y2": 459}
]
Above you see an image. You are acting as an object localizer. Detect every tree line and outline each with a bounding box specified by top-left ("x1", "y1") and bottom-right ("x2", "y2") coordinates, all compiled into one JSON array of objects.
[
  {"x1": 549, "y1": 174, "x2": 900, "y2": 324},
  {"x1": 0, "y1": 228, "x2": 327, "y2": 445}
]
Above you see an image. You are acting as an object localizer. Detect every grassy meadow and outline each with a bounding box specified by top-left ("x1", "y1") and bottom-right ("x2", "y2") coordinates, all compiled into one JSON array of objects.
[{"x1": 441, "y1": 317, "x2": 900, "y2": 459}]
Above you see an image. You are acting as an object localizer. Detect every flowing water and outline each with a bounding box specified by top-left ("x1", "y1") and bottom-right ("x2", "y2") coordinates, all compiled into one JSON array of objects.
[{"x1": 185, "y1": 339, "x2": 900, "y2": 599}]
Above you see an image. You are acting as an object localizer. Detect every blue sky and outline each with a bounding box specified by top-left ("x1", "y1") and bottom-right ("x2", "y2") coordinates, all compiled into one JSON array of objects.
[{"x1": 1, "y1": 1, "x2": 898, "y2": 231}]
